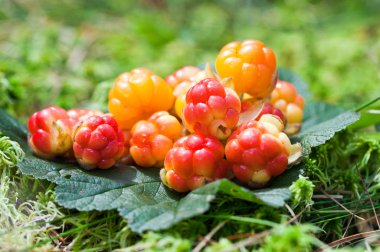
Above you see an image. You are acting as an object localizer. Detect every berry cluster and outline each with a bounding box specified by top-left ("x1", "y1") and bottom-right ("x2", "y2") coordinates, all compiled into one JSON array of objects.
[
  {"x1": 27, "y1": 38, "x2": 304, "y2": 193},
  {"x1": 28, "y1": 107, "x2": 124, "y2": 170}
]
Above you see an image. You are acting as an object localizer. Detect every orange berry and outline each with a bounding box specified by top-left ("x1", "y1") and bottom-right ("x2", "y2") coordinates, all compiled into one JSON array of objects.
[
  {"x1": 108, "y1": 68, "x2": 174, "y2": 130},
  {"x1": 215, "y1": 39, "x2": 277, "y2": 98},
  {"x1": 271, "y1": 80, "x2": 304, "y2": 125}
]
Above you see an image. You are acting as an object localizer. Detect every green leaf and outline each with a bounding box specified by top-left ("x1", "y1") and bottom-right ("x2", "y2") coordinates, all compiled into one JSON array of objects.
[
  {"x1": 293, "y1": 111, "x2": 360, "y2": 155},
  {"x1": 302, "y1": 102, "x2": 345, "y2": 131},
  {"x1": 0, "y1": 109, "x2": 28, "y2": 149},
  {"x1": 49, "y1": 161, "x2": 303, "y2": 233},
  {"x1": 18, "y1": 155, "x2": 83, "y2": 182},
  {"x1": 278, "y1": 68, "x2": 311, "y2": 100}
]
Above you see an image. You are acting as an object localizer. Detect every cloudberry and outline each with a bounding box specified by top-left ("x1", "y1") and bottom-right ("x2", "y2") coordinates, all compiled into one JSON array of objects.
[
  {"x1": 166, "y1": 66, "x2": 201, "y2": 89},
  {"x1": 271, "y1": 80, "x2": 304, "y2": 134},
  {"x1": 215, "y1": 39, "x2": 277, "y2": 98},
  {"x1": 183, "y1": 78, "x2": 241, "y2": 140},
  {"x1": 225, "y1": 115, "x2": 293, "y2": 188},
  {"x1": 168, "y1": 64, "x2": 219, "y2": 119},
  {"x1": 161, "y1": 134, "x2": 228, "y2": 192},
  {"x1": 129, "y1": 111, "x2": 182, "y2": 168},
  {"x1": 72, "y1": 115, "x2": 124, "y2": 170},
  {"x1": 28, "y1": 106, "x2": 74, "y2": 159},
  {"x1": 67, "y1": 108, "x2": 103, "y2": 123},
  {"x1": 108, "y1": 68, "x2": 174, "y2": 130}
]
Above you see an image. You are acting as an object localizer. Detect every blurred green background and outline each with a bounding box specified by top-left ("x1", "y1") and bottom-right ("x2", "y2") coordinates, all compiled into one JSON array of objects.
[{"x1": 1, "y1": 0, "x2": 379, "y2": 119}]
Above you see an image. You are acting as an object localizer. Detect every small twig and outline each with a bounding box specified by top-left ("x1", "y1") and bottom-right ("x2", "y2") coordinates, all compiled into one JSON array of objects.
[
  {"x1": 226, "y1": 233, "x2": 255, "y2": 240},
  {"x1": 315, "y1": 230, "x2": 380, "y2": 251},
  {"x1": 344, "y1": 214, "x2": 380, "y2": 231},
  {"x1": 220, "y1": 229, "x2": 272, "y2": 252},
  {"x1": 314, "y1": 189, "x2": 353, "y2": 195},
  {"x1": 344, "y1": 170, "x2": 379, "y2": 237},
  {"x1": 288, "y1": 207, "x2": 308, "y2": 225},
  {"x1": 48, "y1": 230, "x2": 65, "y2": 246},
  {"x1": 192, "y1": 221, "x2": 227, "y2": 252},
  {"x1": 321, "y1": 189, "x2": 365, "y2": 221},
  {"x1": 360, "y1": 175, "x2": 380, "y2": 230},
  {"x1": 312, "y1": 194, "x2": 344, "y2": 199},
  {"x1": 285, "y1": 203, "x2": 299, "y2": 224}
]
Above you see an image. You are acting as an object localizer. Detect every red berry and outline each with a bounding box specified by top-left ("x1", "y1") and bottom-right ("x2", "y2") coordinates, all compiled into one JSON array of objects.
[
  {"x1": 161, "y1": 134, "x2": 228, "y2": 192},
  {"x1": 169, "y1": 64, "x2": 220, "y2": 119},
  {"x1": 183, "y1": 78, "x2": 241, "y2": 140},
  {"x1": 257, "y1": 102, "x2": 285, "y2": 123},
  {"x1": 28, "y1": 106, "x2": 75, "y2": 159},
  {"x1": 225, "y1": 115, "x2": 292, "y2": 188},
  {"x1": 72, "y1": 115, "x2": 124, "y2": 170}
]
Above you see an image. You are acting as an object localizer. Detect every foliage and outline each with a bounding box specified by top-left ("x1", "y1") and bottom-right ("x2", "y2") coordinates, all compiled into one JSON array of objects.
[
  {"x1": 256, "y1": 224, "x2": 323, "y2": 252},
  {"x1": 0, "y1": 133, "x2": 24, "y2": 168},
  {"x1": 289, "y1": 175, "x2": 315, "y2": 207},
  {"x1": 114, "y1": 232, "x2": 190, "y2": 252}
]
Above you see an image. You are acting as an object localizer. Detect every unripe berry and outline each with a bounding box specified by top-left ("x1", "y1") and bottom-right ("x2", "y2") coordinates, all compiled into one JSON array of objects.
[
  {"x1": 215, "y1": 39, "x2": 277, "y2": 99},
  {"x1": 183, "y1": 78, "x2": 241, "y2": 140},
  {"x1": 108, "y1": 68, "x2": 174, "y2": 130},
  {"x1": 166, "y1": 66, "x2": 201, "y2": 89},
  {"x1": 161, "y1": 134, "x2": 228, "y2": 192},
  {"x1": 271, "y1": 80, "x2": 304, "y2": 126},
  {"x1": 129, "y1": 111, "x2": 182, "y2": 168},
  {"x1": 225, "y1": 115, "x2": 292, "y2": 188},
  {"x1": 119, "y1": 130, "x2": 133, "y2": 165},
  {"x1": 67, "y1": 108, "x2": 104, "y2": 123},
  {"x1": 73, "y1": 115, "x2": 124, "y2": 170},
  {"x1": 28, "y1": 106, "x2": 74, "y2": 159}
]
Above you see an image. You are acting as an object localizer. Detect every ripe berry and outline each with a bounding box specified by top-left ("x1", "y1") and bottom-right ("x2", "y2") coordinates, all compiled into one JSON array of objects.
[
  {"x1": 183, "y1": 78, "x2": 241, "y2": 140},
  {"x1": 72, "y1": 115, "x2": 124, "y2": 170},
  {"x1": 168, "y1": 64, "x2": 218, "y2": 119},
  {"x1": 108, "y1": 68, "x2": 174, "y2": 130},
  {"x1": 28, "y1": 106, "x2": 74, "y2": 159},
  {"x1": 129, "y1": 111, "x2": 182, "y2": 168},
  {"x1": 271, "y1": 80, "x2": 304, "y2": 127},
  {"x1": 215, "y1": 39, "x2": 277, "y2": 98},
  {"x1": 161, "y1": 134, "x2": 228, "y2": 192},
  {"x1": 225, "y1": 115, "x2": 292, "y2": 188}
]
